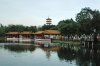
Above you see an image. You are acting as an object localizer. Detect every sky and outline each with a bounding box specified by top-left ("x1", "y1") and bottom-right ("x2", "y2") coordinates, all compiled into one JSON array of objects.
[{"x1": 0, "y1": 0, "x2": 100, "y2": 26}]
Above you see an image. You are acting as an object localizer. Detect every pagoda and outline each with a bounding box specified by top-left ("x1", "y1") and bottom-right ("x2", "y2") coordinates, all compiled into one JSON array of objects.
[{"x1": 46, "y1": 17, "x2": 52, "y2": 25}]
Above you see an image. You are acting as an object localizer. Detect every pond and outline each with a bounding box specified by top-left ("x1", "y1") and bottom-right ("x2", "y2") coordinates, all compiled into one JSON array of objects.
[{"x1": 0, "y1": 43, "x2": 100, "y2": 66}]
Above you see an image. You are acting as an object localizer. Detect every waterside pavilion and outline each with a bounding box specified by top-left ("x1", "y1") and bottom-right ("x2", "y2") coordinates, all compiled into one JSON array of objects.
[{"x1": 6, "y1": 30, "x2": 61, "y2": 42}]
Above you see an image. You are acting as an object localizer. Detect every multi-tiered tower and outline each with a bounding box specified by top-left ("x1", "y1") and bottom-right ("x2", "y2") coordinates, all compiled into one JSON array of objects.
[{"x1": 46, "y1": 17, "x2": 52, "y2": 25}]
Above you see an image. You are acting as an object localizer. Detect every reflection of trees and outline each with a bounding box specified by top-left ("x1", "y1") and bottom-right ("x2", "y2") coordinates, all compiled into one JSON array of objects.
[
  {"x1": 74, "y1": 47, "x2": 100, "y2": 66},
  {"x1": 76, "y1": 46, "x2": 100, "y2": 66},
  {"x1": 57, "y1": 46, "x2": 77, "y2": 62},
  {"x1": 57, "y1": 45, "x2": 100, "y2": 66},
  {"x1": 76, "y1": 48, "x2": 92, "y2": 66},
  {"x1": 91, "y1": 47, "x2": 100, "y2": 66},
  {"x1": 0, "y1": 46, "x2": 3, "y2": 49},
  {"x1": 4, "y1": 45, "x2": 36, "y2": 53}
]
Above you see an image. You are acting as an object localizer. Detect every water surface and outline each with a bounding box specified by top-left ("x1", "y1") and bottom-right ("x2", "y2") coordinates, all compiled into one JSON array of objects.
[{"x1": 0, "y1": 43, "x2": 100, "y2": 66}]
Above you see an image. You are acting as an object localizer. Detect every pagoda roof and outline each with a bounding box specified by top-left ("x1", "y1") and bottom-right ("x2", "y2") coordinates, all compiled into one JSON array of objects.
[{"x1": 46, "y1": 17, "x2": 52, "y2": 20}]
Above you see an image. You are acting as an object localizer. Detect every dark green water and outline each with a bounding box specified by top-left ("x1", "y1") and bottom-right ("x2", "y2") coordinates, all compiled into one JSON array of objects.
[{"x1": 0, "y1": 43, "x2": 100, "y2": 66}]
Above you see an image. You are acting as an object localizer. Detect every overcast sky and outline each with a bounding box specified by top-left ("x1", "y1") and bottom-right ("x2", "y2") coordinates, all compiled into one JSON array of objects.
[{"x1": 0, "y1": 0, "x2": 99, "y2": 26}]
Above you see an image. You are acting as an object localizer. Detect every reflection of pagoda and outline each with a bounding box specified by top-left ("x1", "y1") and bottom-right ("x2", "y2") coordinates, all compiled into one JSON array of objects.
[{"x1": 46, "y1": 17, "x2": 52, "y2": 25}]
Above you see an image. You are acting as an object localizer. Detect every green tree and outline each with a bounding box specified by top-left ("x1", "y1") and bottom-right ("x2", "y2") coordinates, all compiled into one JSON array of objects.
[
  {"x1": 5, "y1": 24, "x2": 25, "y2": 32},
  {"x1": 76, "y1": 7, "x2": 93, "y2": 34},
  {"x1": 28, "y1": 26, "x2": 37, "y2": 32},
  {"x1": 5, "y1": 24, "x2": 37, "y2": 32},
  {"x1": 42, "y1": 24, "x2": 56, "y2": 30},
  {"x1": 92, "y1": 10, "x2": 100, "y2": 33},
  {"x1": 76, "y1": 7, "x2": 100, "y2": 34},
  {"x1": 57, "y1": 19, "x2": 78, "y2": 35},
  {"x1": 0, "y1": 24, "x2": 5, "y2": 37}
]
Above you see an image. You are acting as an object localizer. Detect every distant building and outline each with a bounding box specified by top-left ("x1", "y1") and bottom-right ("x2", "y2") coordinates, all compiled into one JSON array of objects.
[{"x1": 46, "y1": 17, "x2": 52, "y2": 25}]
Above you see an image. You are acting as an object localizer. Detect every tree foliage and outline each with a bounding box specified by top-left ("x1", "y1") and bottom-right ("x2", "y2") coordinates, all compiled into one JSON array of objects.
[
  {"x1": 76, "y1": 7, "x2": 100, "y2": 34},
  {"x1": 42, "y1": 24, "x2": 56, "y2": 30},
  {"x1": 57, "y1": 19, "x2": 79, "y2": 35},
  {"x1": 76, "y1": 7, "x2": 93, "y2": 34},
  {"x1": 4, "y1": 24, "x2": 37, "y2": 32},
  {"x1": 0, "y1": 24, "x2": 37, "y2": 37}
]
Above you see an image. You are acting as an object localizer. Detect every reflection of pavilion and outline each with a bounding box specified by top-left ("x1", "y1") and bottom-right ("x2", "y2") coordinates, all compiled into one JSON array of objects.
[
  {"x1": 41, "y1": 46, "x2": 62, "y2": 59},
  {"x1": 42, "y1": 46, "x2": 62, "y2": 52}
]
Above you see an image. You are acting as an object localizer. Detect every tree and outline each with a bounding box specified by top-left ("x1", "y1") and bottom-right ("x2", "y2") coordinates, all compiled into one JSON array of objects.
[
  {"x1": 5, "y1": 24, "x2": 37, "y2": 32},
  {"x1": 0, "y1": 24, "x2": 5, "y2": 37},
  {"x1": 76, "y1": 7, "x2": 93, "y2": 34},
  {"x1": 5, "y1": 24, "x2": 25, "y2": 32},
  {"x1": 76, "y1": 7, "x2": 100, "y2": 34},
  {"x1": 57, "y1": 19, "x2": 78, "y2": 35},
  {"x1": 42, "y1": 24, "x2": 56, "y2": 30},
  {"x1": 92, "y1": 10, "x2": 100, "y2": 33},
  {"x1": 28, "y1": 26, "x2": 37, "y2": 32}
]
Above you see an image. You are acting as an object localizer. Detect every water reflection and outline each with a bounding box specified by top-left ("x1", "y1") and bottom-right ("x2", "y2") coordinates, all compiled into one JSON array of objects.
[
  {"x1": 57, "y1": 45, "x2": 100, "y2": 66},
  {"x1": 41, "y1": 46, "x2": 62, "y2": 59},
  {"x1": 4, "y1": 45, "x2": 35, "y2": 53},
  {"x1": 0, "y1": 43, "x2": 100, "y2": 66},
  {"x1": 57, "y1": 46, "x2": 77, "y2": 61}
]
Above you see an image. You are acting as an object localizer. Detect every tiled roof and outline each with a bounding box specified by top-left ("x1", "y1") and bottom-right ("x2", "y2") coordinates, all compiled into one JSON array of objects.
[
  {"x1": 6, "y1": 32, "x2": 34, "y2": 34},
  {"x1": 44, "y1": 30, "x2": 60, "y2": 34},
  {"x1": 6, "y1": 30, "x2": 61, "y2": 35},
  {"x1": 34, "y1": 30, "x2": 60, "y2": 35},
  {"x1": 34, "y1": 31, "x2": 44, "y2": 34},
  {"x1": 6, "y1": 32, "x2": 20, "y2": 34},
  {"x1": 20, "y1": 32, "x2": 33, "y2": 34}
]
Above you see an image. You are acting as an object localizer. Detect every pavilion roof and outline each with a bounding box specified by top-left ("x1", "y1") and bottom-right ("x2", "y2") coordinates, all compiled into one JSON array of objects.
[
  {"x1": 44, "y1": 30, "x2": 60, "y2": 35},
  {"x1": 20, "y1": 32, "x2": 33, "y2": 34},
  {"x1": 34, "y1": 30, "x2": 61, "y2": 35},
  {"x1": 6, "y1": 32, "x2": 34, "y2": 35},
  {"x1": 6, "y1": 30, "x2": 61, "y2": 35},
  {"x1": 34, "y1": 31, "x2": 44, "y2": 34},
  {"x1": 6, "y1": 32, "x2": 20, "y2": 34}
]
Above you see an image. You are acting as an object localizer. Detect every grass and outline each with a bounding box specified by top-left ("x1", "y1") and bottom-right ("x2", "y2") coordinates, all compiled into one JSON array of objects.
[
  {"x1": 0, "y1": 37, "x2": 6, "y2": 42},
  {"x1": 52, "y1": 39, "x2": 80, "y2": 45}
]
